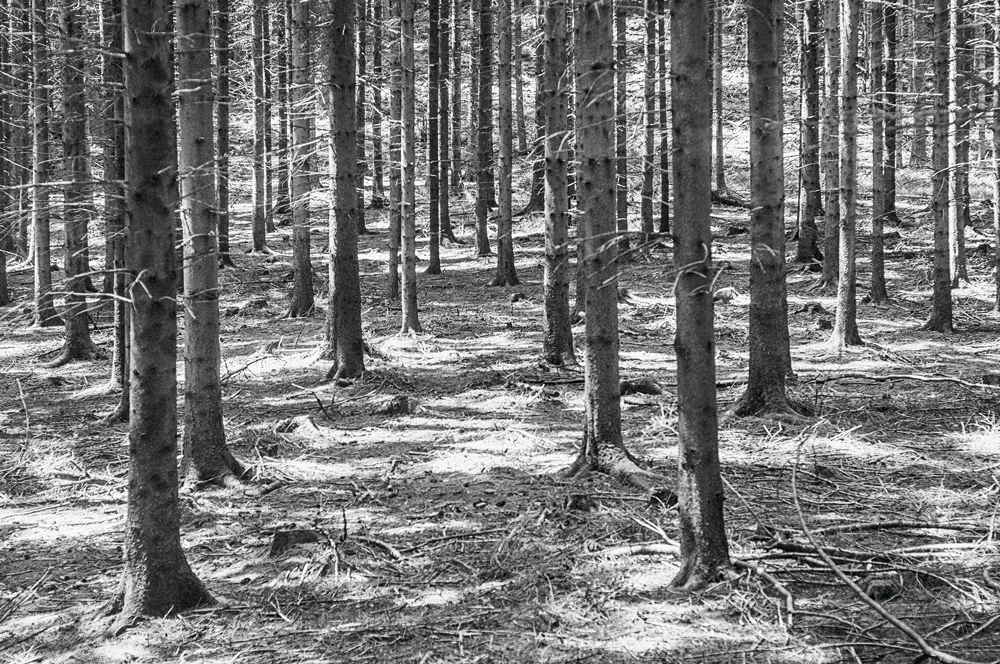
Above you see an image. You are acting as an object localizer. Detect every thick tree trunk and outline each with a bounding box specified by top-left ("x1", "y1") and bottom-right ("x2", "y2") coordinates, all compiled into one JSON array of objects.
[
  {"x1": 31, "y1": 0, "x2": 61, "y2": 328},
  {"x1": 831, "y1": 0, "x2": 863, "y2": 348},
  {"x1": 733, "y1": 0, "x2": 794, "y2": 417},
  {"x1": 51, "y1": 0, "x2": 101, "y2": 367},
  {"x1": 325, "y1": 0, "x2": 365, "y2": 380},
  {"x1": 614, "y1": 0, "x2": 628, "y2": 255},
  {"x1": 474, "y1": 0, "x2": 494, "y2": 256},
  {"x1": 640, "y1": 0, "x2": 655, "y2": 244},
  {"x1": 492, "y1": 0, "x2": 518, "y2": 286},
  {"x1": 796, "y1": 0, "x2": 822, "y2": 263},
  {"x1": 542, "y1": 0, "x2": 575, "y2": 366},
  {"x1": 427, "y1": 0, "x2": 442, "y2": 274},
  {"x1": 286, "y1": 0, "x2": 314, "y2": 317},
  {"x1": 400, "y1": 0, "x2": 421, "y2": 332},
  {"x1": 388, "y1": 0, "x2": 401, "y2": 300},
  {"x1": 177, "y1": 0, "x2": 243, "y2": 486},
  {"x1": 112, "y1": 0, "x2": 213, "y2": 626},
  {"x1": 818, "y1": 0, "x2": 840, "y2": 289},
  {"x1": 923, "y1": 0, "x2": 952, "y2": 331},
  {"x1": 670, "y1": 0, "x2": 730, "y2": 591}
]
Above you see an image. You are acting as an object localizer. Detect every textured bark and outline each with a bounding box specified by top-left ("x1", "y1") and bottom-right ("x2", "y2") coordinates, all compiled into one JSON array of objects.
[
  {"x1": 831, "y1": 0, "x2": 863, "y2": 348},
  {"x1": 657, "y1": 0, "x2": 669, "y2": 234},
  {"x1": 516, "y1": 0, "x2": 545, "y2": 217},
  {"x1": 427, "y1": 0, "x2": 442, "y2": 274},
  {"x1": 640, "y1": 0, "x2": 655, "y2": 244},
  {"x1": 474, "y1": 0, "x2": 494, "y2": 256},
  {"x1": 273, "y1": 0, "x2": 291, "y2": 223},
  {"x1": 112, "y1": 0, "x2": 213, "y2": 626},
  {"x1": 450, "y1": 0, "x2": 462, "y2": 195},
  {"x1": 438, "y1": 0, "x2": 452, "y2": 244},
  {"x1": 948, "y1": 0, "x2": 970, "y2": 286},
  {"x1": 923, "y1": 0, "x2": 952, "y2": 331},
  {"x1": 31, "y1": 0, "x2": 61, "y2": 328},
  {"x1": 614, "y1": 0, "x2": 628, "y2": 255},
  {"x1": 10, "y1": 0, "x2": 31, "y2": 260},
  {"x1": 400, "y1": 0, "x2": 421, "y2": 333},
  {"x1": 514, "y1": 0, "x2": 526, "y2": 155},
  {"x1": 251, "y1": 0, "x2": 268, "y2": 252},
  {"x1": 819, "y1": 0, "x2": 840, "y2": 289},
  {"x1": 542, "y1": 0, "x2": 574, "y2": 366},
  {"x1": 492, "y1": 0, "x2": 518, "y2": 286},
  {"x1": 388, "y1": 0, "x2": 401, "y2": 300},
  {"x1": 870, "y1": 0, "x2": 889, "y2": 304},
  {"x1": 0, "y1": 0, "x2": 9, "y2": 306},
  {"x1": 670, "y1": 0, "x2": 730, "y2": 591},
  {"x1": 371, "y1": 0, "x2": 386, "y2": 208},
  {"x1": 262, "y1": 5, "x2": 274, "y2": 233},
  {"x1": 883, "y1": 2, "x2": 899, "y2": 225},
  {"x1": 286, "y1": 0, "x2": 314, "y2": 317},
  {"x1": 216, "y1": 0, "x2": 235, "y2": 266},
  {"x1": 325, "y1": 0, "x2": 365, "y2": 380},
  {"x1": 712, "y1": 0, "x2": 725, "y2": 194},
  {"x1": 796, "y1": 0, "x2": 822, "y2": 264},
  {"x1": 733, "y1": 0, "x2": 794, "y2": 417},
  {"x1": 910, "y1": 0, "x2": 931, "y2": 167},
  {"x1": 354, "y1": 0, "x2": 368, "y2": 235},
  {"x1": 51, "y1": 0, "x2": 101, "y2": 367},
  {"x1": 177, "y1": 0, "x2": 242, "y2": 486},
  {"x1": 994, "y1": 0, "x2": 1000, "y2": 312}
]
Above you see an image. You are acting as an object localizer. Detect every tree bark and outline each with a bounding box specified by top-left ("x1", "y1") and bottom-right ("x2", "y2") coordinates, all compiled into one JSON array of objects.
[
  {"x1": 994, "y1": 0, "x2": 1000, "y2": 313},
  {"x1": 427, "y1": 0, "x2": 442, "y2": 274},
  {"x1": 325, "y1": 0, "x2": 365, "y2": 380},
  {"x1": 640, "y1": 0, "x2": 655, "y2": 244},
  {"x1": 712, "y1": 0, "x2": 726, "y2": 194},
  {"x1": 614, "y1": 0, "x2": 629, "y2": 255},
  {"x1": 450, "y1": 0, "x2": 463, "y2": 196},
  {"x1": 542, "y1": 0, "x2": 574, "y2": 367},
  {"x1": 371, "y1": 0, "x2": 386, "y2": 208},
  {"x1": 216, "y1": 0, "x2": 235, "y2": 266},
  {"x1": 819, "y1": 0, "x2": 841, "y2": 289},
  {"x1": 400, "y1": 0, "x2": 421, "y2": 332},
  {"x1": 948, "y1": 0, "x2": 970, "y2": 286},
  {"x1": 670, "y1": 0, "x2": 730, "y2": 591},
  {"x1": 439, "y1": 0, "x2": 452, "y2": 243},
  {"x1": 796, "y1": 0, "x2": 822, "y2": 263},
  {"x1": 475, "y1": 0, "x2": 494, "y2": 256},
  {"x1": 657, "y1": 0, "x2": 669, "y2": 234},
  {"x1": 356, "y1": 0, "x2": 369, "y2": 234},
  {"x1": 286, "y1": 0, "x2": 314, "y2": 317},
  {"x1": 514, "y1": 0, "x2": 527, "y2": 155},
  {"x1": 910, "y1": 0, "x2": 931, "y2": 167},
  {"x1": 112, "y1": 0, "x2": 213, "y2": 626},
  {"x1": 492, "y1": 0, "x2": 518, "y2": 286},
  {"x1": 870, "y1": 0, "x2": 890, "y2": 304},
  {"x1": 388, "y1": 0, "x2": 401, "y2": 300},
  {"x1": 251, "y1": 0, "x2": 268, "y2": 252}
]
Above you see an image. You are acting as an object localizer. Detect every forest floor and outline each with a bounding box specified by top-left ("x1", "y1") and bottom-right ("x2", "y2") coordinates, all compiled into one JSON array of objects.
[{"x1": 4, "y1": 166, "x2": 1000, "y2": 663}]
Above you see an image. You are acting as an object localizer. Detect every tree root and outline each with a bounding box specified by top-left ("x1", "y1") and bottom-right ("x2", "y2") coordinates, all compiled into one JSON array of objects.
[
  {"x1": 559, "y1": 446, "x2": 672, "y2": 500},
  {"x1": 45, "y1": 343, "x2": 107, "y2": 369}
]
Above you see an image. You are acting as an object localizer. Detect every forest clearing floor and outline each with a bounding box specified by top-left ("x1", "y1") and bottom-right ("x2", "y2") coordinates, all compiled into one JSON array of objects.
[{"x1": 4, "y1": 175, "x2": 1000, "y2": 663}]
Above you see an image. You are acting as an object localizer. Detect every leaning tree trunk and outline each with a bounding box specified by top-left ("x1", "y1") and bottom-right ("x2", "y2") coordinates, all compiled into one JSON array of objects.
[
  {"x1": 51, "y1": 0, "x2": 101, "y2": 367},
  {"x1": 492, "y1": 0, "x2": 518, "y2": 286},
  {"x1": 670, "y1": 0, "x2": 730, "y2": 591},
  {"x1": 640, "y1": 0, "x2": 655, "y2": 244},
  {"x1": 819, "y1": 0, "x2": 841, "y2": 289},
  {"x1": 796, "y1": 0, "x2": 822, "y2": 264},
  {"x1": 400, "y1": 0, "x2": 421, "y2": 332},
  {"x1": 325, "y1": 0, "x2": 365, "y2": 380},
  {"x1": 733, "y1": 0, "x2": 794, "y2": 417},
  {"x1": 286, "y1": 0, "x2": 315, "y2": 317},
  {"x1": 831, "y1": 0, "x2": 863, "y2": 348},
  {"x1": 542, "y1": 0, "x2": 575, "y2": 366},
  {"x1": 111, "y1": 0, "x2": 213, "y2": 628},
  {"x1": 427, "y1": 0, "x2": 442, "y2": 274},
  {"x1": 177, "y1": 0, "x2": 244, "y2": 487},
  {"x1": 31, "y1": 0, "x2": 61, "y2": 328},
  {"x1": 923, "y1": 0, "x2": 952, "y2": 331}
]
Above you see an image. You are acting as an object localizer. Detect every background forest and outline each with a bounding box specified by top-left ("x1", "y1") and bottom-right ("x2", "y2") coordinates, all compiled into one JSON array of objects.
[{"x1": 3, "y1": 0, "x2": 1000, "y2": 662}]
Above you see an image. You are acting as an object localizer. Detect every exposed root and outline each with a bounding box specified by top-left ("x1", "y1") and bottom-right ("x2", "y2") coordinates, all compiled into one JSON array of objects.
[
  {"x1": 45, "y1": 343, "x2": 107, "y2": 369},
  {"x1": 559, "y1": 446, "x2": 671, "y2": 497}
]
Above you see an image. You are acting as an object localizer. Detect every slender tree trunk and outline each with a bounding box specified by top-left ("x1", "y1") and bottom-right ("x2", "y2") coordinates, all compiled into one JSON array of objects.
[
  {"x1": 325, "y1": 0, "x2": 365, "y2": 380},
  {"x1": 614, "y1": 0, "x2": 628, "y2": 255},
  {"x1": 475, "y1": 0, "x2": 494, "y2": 256},
  {"x1": 11, "y1": 0, "x2": 31, "y2": 260},
  {"x1": 542, "y1": 0, "x2": 574, "y2": 366},
  {"x1": 923, "y1": 0, "x2": 951, "y2": 331},
  {"x1": 640, "y1": 0, "x2": 655, "y2": 244},
  {"x1": 32, "y1": 0, "x2": 61, "y2": 328},
  {"x1": 911, "y1": 0, "x2": 931, "y2": 167},
  {"x1": 286, "y1": 0, "x2": 314, "y2": 317},
  {"x1": 819, "y1": 0, "x2": 841, "y2": 289},
  {"x1": 733, "y1": 0, "x2": 794, "y2": 416},
  {"x1": 263, "y1": 5, "x2": 275, "y2": 233},
  {"x1": 439, "y1": 0, "x2": 452, "y2": 244},
  {"x1": 670, "y1": 0, "x2": 730, "y2": 591},
  {"x1": 51, "y1": 0, "x2": 101, "y2": 367},
  {"x1": 949, "y1": 0, "x2": 970, "y2": 286},
  {"x1": 111, "y1": 0, "x2": 213, "y2": 627},
  {"x1": 251, "y1": 0, "x2": 268, "y2": 251},
  {"x1": 796, "y1": 0, "x2": 822, "y2": 263},
  {"x1": 883, "y1": 1, "x2": 899, "y2": 224},
  {"x1": 870, "y1": 0, "x2": 890, "y2": 304},
  {"x1": 713, "y1": 0, "x2": 726, "y2": 194},
  {"x1": 371, "y1": 0, "x2": 386, "y2": 208},
  {"x1": 516, "y1": 0, "x2": 545, "y2": 217},
  {"x1": 657, "y1": 0, "x2": 669, "y2": 234},
  {"x1": 216, "y1": 0, "x2": 235, "y2": 266},
  {"x1": 450, "y1": 0, "x2": 462, "y2": 195},
  {"x1": 492, "y1": 0, "x2": 518, "y2": 285},
  {"x1": 994, "y1": 0, "x2": 1000, "y2": 312},
  {"x1": 428, "y1": 0, "x2": 442, "y2": 273},
  {"x1": 273, "y1": 0, "x2": 291, "y2": 223},
  {"x1": 400, "y1": 0, "x2": 421, "y2": 332},
  {"x1": 0, "y1": 0, "x2": 9, "y2": 306},
  {"x1": 388, "y1": 0, "x2": 401, "y2": 300},
  {"x1": 356, "y1": 0, "x2": 369, "y2": 234},
  {"x1": 514, "y1": 0, "x2": 527, "y2": 155}
]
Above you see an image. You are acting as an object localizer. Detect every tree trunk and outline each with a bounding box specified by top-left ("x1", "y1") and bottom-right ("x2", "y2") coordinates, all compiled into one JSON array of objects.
[
  {"x1": 273, "y1": 0, "x2": 291, "y2": 224},
  {"x1": 883, "y1": 1, "x2": 899, "y2": 225},
  {"x1": 713, "y1": 0, "x2": 726, "y2": 194},
  {"x1": 388, "y1": 0, "x2": 401, "y2": 300},
  {"x1": 450, "y1": 0, "x2": 462, "y2": 195},
  {"x1": 614, "y1": 0, "x2": 628, "y2": 255},
  {"x1": 325, "y1": 0, "x2": 365, "y2": 380},
  {"x1": 514, "y1": 0, "x2": 527, "y2": 155},
  {"x1": 216, "y1": 0, "x2": 235, "y2": 266},
  {"x1": 286, "y1": 0, "x2": 314, "y2": 317},
  {"x1": 0, "y1": 0, "x2": 9, "y2": 306},
  {"x1": 111, "y1": 0, "x2": 213, "y2": 626},
  {"x1": 831, "y1": 0, "x2": 863, "y2": 348},
  {"x1": 542, "y1": 0, "x2": 574, "y2": 367},
  {"x1": 819, "y1": 0, "x2": 840, "y2": 289},
  {"x1": 31, "y1": 0, "x2": 61, "y2": 328},
  {"x1": 994, "y1": 0, "x2": 1000, "y2": 313},
  {"x1": 733, "y1": 0, "x2": 794, "y2": 417},
  {"x1": 670, "y1": 0, "x2": 730, "y2": 591},
  {"x1": 176, "y1": 0, "x2": 243, "y2": 486},
  {"x1": 796, "y1": 0, "x2": 822, "y2": 263},
  {"x1": 400, "y1": 0, "x2": 421, "y2": 332},
  {"x1": 870, "y1": 0, "x2": 890, "y2": 304},
  {"x1": 262, "y1": 5, "x2": 274, "y2": 233},
  {"x1": 516, "y1": 0, "x2": 545, "y2": 217},
  {"x1": 475, "y1": 0, "x2": 494, "y2": 256},
  {"x1": 427, "y1": 0, "x2": 442, "y2": 273},
  {"x1": 640, "y1": 0, "x2": 655, "y2": 244},
  {"x1": 910, "y1": 0, "x2": 931, "y2": 167},
  {"x1": 356, "y1": 0, "x2": 369, "y2": 234},
  {"x1": 657, "y1": 0, "x2": 669, "y2": 234},
  {"x1": 492, "y1": 0, "x2": 518, "y2": 286},
  {"x1": 51, "y1": 0, "x2": 101, "y2": 367},
  {"x1": 251, "y1": 0, "x2": 268, "y2": 252},
  {"x1": 439, "y1": 0, "x2": 452, "y2": 244},
  {"x1": 371, "y1": 0, "x2": 386, "y2": 208},
  {"x1": 948, "y1": 0, "x2": 970, "y2": 286}
]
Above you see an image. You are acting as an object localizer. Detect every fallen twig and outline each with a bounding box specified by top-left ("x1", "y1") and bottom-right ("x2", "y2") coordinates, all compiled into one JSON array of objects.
[
  {"x1": 802, "y1": 372, "x2": 1000, "y2": 391},
  {"x1": 398, "y1": 528, "x2": 507, "y2": 554},
  {"x1": 733, "y1": 558, "x2": 795, "y2": 628},
  {"x1": 812, "y1": 521, "x2": 978, "y2": 536}
]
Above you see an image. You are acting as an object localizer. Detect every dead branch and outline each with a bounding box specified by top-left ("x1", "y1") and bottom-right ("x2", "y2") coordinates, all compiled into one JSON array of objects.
[
  {"x1": 732, "y1": 559, "x2": 795, "y2": 628},
  {"x1": 802, "y1": 372, "x2": 1000, "y2": 391}
]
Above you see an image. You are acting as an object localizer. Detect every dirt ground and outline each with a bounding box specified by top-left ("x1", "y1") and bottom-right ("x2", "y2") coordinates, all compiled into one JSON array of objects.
[{"x1": 4, "y1": 162, "x2": 1000, "y2": 663}]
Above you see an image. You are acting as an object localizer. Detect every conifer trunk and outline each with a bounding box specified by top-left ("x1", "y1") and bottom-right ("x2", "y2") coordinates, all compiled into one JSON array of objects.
[
  {"x1": 286, "y1": 0, "x2": 314, "y2": 317},
  {"x1": 400, "y1": 0, "x2": 421, "y2": 332},
  {"x1": 796, "y1": 0, "x2": 822, "y2": 263},
  {"x1": 492, "y1": 0, "x2": 518, "y2": 286},
  {"x1": 819, "y1": 0, "x2": 841, "y2": 289}
]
